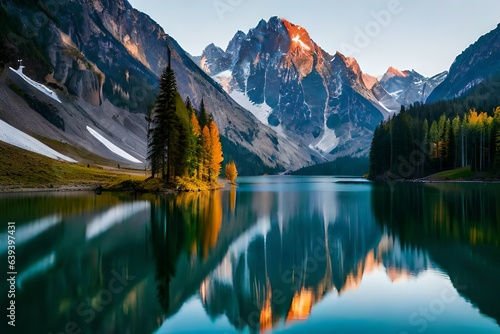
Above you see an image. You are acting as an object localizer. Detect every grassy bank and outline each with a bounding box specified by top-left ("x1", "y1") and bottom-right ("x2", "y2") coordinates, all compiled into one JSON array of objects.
[
  {"x1": 419, "y1": 166, "x2": 499, "y2": 182},
  {"x1": 0, "y1": 141, "x2": 145, "y2": 191},
  {"x1": 0, "y1": 141, "x2": 226, "y2": 192}
]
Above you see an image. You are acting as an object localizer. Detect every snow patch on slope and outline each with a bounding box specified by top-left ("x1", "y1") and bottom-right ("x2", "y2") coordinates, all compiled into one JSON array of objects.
[
  {"x1": 229, "y1": 90, "x2": 288, "y2": 139},
  {"x1": 229, "y1": 90, "x2": 272, "y2": 125},
  {"x1": 9, "y1": 66, "x2": 62, "y2": 103},
  {"x1": 86, "y1": 126, "x2": 142, "y2": 163},
  {"x1": 310, "y1": 127, "x2": 339, "y2": 154},
  {"x1": 0, "y1": 120, "x2": 76, "y2": 162}
]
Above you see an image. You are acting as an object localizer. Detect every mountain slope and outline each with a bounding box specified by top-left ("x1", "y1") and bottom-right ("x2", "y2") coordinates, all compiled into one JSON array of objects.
[
  {"x1": 427, "y1": 23, "x2": 500, "y2": 103},
  {"x1": 0, "y1": 0, "x2": 313, "y2": 174}
]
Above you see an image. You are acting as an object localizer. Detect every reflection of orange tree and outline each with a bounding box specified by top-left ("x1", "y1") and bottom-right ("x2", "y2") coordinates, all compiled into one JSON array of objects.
[
  {"x1": 151, "y1": 191, "x2": 223, "y2": 311},
  {"x1": 173, "y1": 191, "x2": 223, "y2": 258},
  {"x1": 198, "y1": 191, "x2": 222, "y2": 258},
  {"x1": 229, "y1": 186, "x2": 236, "y2": 213}
]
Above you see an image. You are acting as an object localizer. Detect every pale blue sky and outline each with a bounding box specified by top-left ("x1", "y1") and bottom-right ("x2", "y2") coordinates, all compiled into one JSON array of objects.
[{"x1": 127, "y1": 0, "x2": 500, "y2": 77}]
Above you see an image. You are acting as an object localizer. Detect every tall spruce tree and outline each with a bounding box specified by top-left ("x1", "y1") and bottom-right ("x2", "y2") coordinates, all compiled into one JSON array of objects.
[
  {"x1": 147, "y1": 48, "x2": 182, "y2": 181},
  {"x1": 198, "y1": 99, "x2": 209, "y2": 130}
]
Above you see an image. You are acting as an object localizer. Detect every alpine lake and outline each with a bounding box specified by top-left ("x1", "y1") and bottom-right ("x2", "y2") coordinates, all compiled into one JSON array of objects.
[{"x1": 1, "y1": 176, "x2": 500, "y2": 333}]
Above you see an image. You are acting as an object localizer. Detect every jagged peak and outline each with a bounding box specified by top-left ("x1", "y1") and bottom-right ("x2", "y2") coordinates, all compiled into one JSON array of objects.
[
  {"x1": 202, "y1": 43, "x2": 224, "y2": 57},
  {"x1": 205, "y1": 42, "x2": 219, "y2": 49},
  {"x1": 344, "y1": 56, "x2": 362, "y2": 74},
  {"x1": 386, "y1": 66, "x2": 407, "y2": 77},
  {"x1": 332, "y1": 52, "x2": 362, "y2": 74},
  {"x1": 233, "y1": 30, "x2": 246, "y2": 37},
  {"x1": 281, "y1": 18, "x2": 315, "y2": 53}
]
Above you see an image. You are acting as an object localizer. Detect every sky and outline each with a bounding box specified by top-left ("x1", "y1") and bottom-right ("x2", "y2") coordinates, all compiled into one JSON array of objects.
[{"x1": 127, "y1": 0, "x2": 500, "y2": 77}]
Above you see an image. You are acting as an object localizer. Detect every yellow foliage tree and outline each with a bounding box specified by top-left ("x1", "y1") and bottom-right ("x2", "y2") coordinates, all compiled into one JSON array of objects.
[
  {"x1": 209, "y1": 120, "x2": 224, "y2": 182},
  {"x1": 201, "y1": 125, "x2": 211, "y2": 181},
  {"x1": 190, "y1": 112, "x2": 201, "y2": 136},
  {"x1": 225, "y1": 161, "x2": 238, "y2": 184}
]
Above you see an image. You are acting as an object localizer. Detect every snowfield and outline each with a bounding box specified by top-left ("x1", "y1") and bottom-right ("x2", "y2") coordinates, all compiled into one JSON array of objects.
[
  {"x1": 9, "y1": 66, "x2": 62, "y2": 103},
  {"x1": 86, "y1": 126, "x2": 142, "y2": 163},
  {"x1": 311, "y1": 127, "x2": 340, "y2": 154},
  {"x1": 0, "y1": 119, "x2": 77, "y2": 162}
]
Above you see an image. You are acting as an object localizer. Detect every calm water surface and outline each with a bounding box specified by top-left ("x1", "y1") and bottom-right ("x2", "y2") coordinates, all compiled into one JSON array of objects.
[{"x1": 1, "y1": 176, "x2": 500, "y2": 333}]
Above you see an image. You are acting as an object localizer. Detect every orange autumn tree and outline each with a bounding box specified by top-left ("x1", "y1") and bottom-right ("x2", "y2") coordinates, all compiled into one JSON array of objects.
[
  {"x1": 189, "y1": 112, "x2": 202, "y2": 178},
  {"x1": 225, "y1": 161, "x2": 238, "y2": 184},
  {"x1": 209, "y1": 120, "x2": 224, "y2": 182},
  {"x1": 201, "y1": 125, "x2": 212, "y2": 181}
]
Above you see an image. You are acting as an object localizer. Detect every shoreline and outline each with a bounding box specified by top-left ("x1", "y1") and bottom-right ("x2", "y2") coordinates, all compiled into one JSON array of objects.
[
  {"x1": 0, "y1": 179, "x2": 232, "y2": 194},
  {"x1": 0, "y1": 184, "x2": 99, "y2": 194}
]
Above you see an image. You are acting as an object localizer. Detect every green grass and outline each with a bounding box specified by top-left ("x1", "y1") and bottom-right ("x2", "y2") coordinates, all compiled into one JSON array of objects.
[
  {"x1": 33, "y1": 135, "x2": 118, "y2": 166},
  {"x1": 0, "y1": 141, "x2": 145, "y2": 190},
  {"x1": 0, "y1": 141, "x2": 224, "y2": 192},
  {"x1": 425, "y1": 167, "x2": 473, "y2": 181}
]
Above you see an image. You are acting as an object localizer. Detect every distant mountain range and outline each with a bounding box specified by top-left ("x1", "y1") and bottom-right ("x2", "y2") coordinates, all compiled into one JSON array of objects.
[{"x1": 0, "y1": 0, "x2": 499, "y2": 174}]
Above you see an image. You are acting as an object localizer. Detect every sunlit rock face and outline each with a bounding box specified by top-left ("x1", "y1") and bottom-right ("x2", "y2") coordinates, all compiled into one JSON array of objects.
[
  {"x1": 199, "y1": 17, "x2": 390, "y2": 158},
  {"x1": 199, "y1": 17, "x2": 455, "y2": 158}
]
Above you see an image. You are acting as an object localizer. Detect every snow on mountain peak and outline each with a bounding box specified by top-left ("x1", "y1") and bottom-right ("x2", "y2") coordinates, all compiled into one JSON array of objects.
[
  {"x1": 281, "y1": 18, "x2": 321, "y2": 78},
  {"x1": 282, "y1": 19, "x2": 314, "y2": 53}
]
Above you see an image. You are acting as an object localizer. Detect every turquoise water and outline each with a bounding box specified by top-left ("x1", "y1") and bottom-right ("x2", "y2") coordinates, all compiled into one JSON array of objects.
[{"x1": 1, "y1": 177, "x2": 499, "y2": 333}]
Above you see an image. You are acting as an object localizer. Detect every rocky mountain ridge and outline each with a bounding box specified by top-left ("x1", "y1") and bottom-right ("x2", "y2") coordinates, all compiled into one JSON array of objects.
[{"x1": 198, "y1": 17, "x2": 448, "y2": 158}]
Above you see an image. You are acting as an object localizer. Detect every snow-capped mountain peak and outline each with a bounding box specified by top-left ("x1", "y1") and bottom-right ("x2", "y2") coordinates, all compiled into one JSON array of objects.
[{"x1": 196, "y1": 17, "x2": 448, "y2": 160}]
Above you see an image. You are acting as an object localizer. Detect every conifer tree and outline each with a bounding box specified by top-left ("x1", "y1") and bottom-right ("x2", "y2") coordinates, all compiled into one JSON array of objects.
[
  {"x1": 147, "y1": 52, "x2": 182, "y2": 181},
  {"x1": 494, "y1": 107, "x2": 500, "y2": 173},
  {"x1": 429, "y1": 120, "x2": 439, "y2": 159},
  {"x1": 198, "y1": 99, "x2": 209, "y2": 130}
]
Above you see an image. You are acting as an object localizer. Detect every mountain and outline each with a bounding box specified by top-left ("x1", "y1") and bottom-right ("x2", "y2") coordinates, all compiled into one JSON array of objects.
[
  {"x1": 379, "y1": 67, "x2": 448, "y2": 106},
  {"x1": 199, "y1": 17, "x2": 402, "y2": 158},
  {"x1": 427, "y1": 23, "x2": 500, "y2": 103},
  {"x1": 0, "y1": 0, "x2": 312, "y2": 175},
  {"x1": 198, "y1": 17, "x2": 450, "y2": 159}
]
